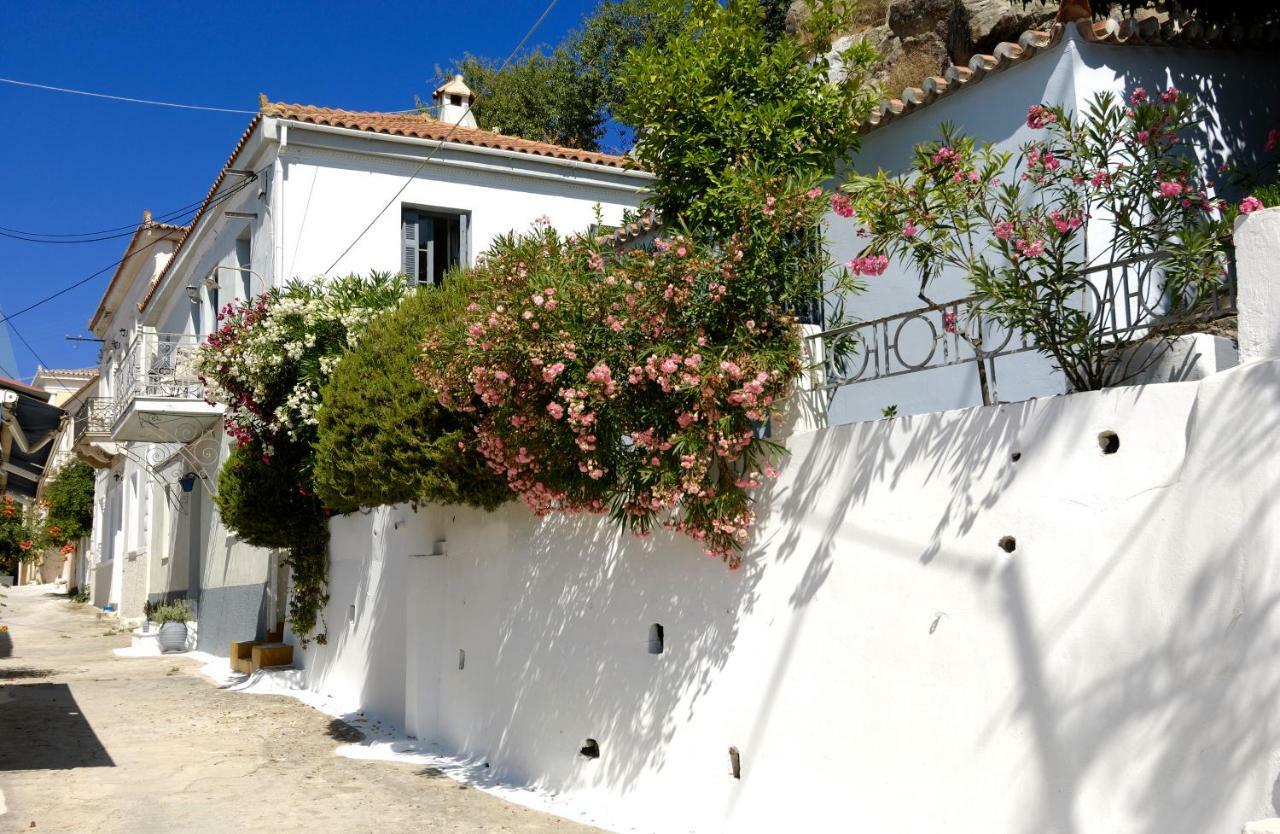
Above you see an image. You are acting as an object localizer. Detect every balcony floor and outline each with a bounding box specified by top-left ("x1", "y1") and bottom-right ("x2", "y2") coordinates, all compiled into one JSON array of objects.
[{"x1": 110, "y1": 397, "x2": 223, "y2": 444}]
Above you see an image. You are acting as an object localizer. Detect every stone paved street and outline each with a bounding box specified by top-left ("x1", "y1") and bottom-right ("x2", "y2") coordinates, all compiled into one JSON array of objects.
[{"x1": 0, "y1": 585, "x2": 602, "y2": 834}]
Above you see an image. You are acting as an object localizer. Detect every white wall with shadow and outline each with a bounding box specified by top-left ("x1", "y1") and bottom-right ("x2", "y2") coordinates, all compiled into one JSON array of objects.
[{"x1": 298, "y1": 358, "x2": 1280, "y2": 834}]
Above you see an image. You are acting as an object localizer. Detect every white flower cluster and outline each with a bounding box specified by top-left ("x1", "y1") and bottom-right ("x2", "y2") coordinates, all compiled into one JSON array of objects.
[{"x1": 194, "y1": 273, "x2": 409, "y2": 444}]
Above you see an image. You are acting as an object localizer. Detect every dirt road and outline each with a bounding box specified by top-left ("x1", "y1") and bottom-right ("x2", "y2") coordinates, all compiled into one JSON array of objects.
[{"x1": 0, "y1": 585, "x2": 601, "y2": 834}]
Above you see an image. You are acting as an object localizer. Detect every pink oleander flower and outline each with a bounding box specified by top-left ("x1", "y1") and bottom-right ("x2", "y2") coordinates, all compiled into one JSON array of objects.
[
  {"x1": 1090, "y1": 170, "x2": 1109, "y2": 187},
  {"x1": 1158, "y1": 181, "x2": 1184, "y2": 198},
  {"x1": 994, "y1": 220, "x2": 1015, "y2": 240},
  {"x1": 931, "y1": 146, "x2": 959, "y2": 166},
  {"x1": 1161, "y1": 86, "x2": 1180, "y2": 103},
  {"x1": 1240, "y1": 195, "x2": 1265, "y2": 214},
  {"x1": 1136, "y1": 130, "x2": 1151, "y2": 144},
  {"x1": 1129, "y1": 87, "x2": 1148, "y2": 105},
  {"x1": 762, "y1": 195, "x2": 777, "y2": 216},
  {"x1": 806, "y1": 186, "x2": 823, "y2": 199},
  {"x1": 1026, "y1": 104, "x2": 1057, "y2": 129},
  {"x1": 830, "y1": 193, "x2": 854, "y2": 218},
  {"x1": 902, "y1": 222, "x2": 918, "y2": 237},
  {"x1": 943, "y1": 310, "x2": 957, "y2": 334},
  {"x1": 545, "y1": 402, "x2": 564, "y2": 420},
  {"x1": 846, "y1": 254, "x2": 890, "y2": 276},
  {"x1": 1015, "y1": 238, "x2": 1045, "y2": 258}
]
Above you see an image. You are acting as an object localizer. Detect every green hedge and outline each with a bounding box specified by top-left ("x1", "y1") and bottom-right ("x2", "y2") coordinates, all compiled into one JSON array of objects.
[
  {"x1": 215, "y1": 442, "x2": 323, "y2": 550},
  {"x1": 313, "y1": 285, "x2": 509, "y2": 514}
]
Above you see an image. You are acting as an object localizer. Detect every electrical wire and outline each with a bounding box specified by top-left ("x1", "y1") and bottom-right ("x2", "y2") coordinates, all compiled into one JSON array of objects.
[
  {"x1": 0, "y1": 169, "x2": 265, "y2": 327},
  {"x1": 0, "y1": 195, "x2": 209, "y2": 240},
  {"x1": 320, "y1": 0, "x2": 560, "y2": 275},
  {"x1": 0, "y1": 76, "x2": 258, "y2": 114},
  {"x1": 7, "y1": 319, "x2": 49, "y2": 372}
]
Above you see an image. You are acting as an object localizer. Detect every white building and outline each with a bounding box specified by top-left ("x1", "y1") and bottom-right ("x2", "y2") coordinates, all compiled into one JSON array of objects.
[{"x1": 81, "y1": 80, "x2": 647, "y2": 649}]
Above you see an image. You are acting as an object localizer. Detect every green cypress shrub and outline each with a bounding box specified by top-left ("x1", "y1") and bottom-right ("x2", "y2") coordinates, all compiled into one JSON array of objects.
[
  {"x1": 215, "y1": 441, "x2": 323, "y2": 550},
  {"x1": 313, "y1": 284, "x2": 509, "y2": 514}
]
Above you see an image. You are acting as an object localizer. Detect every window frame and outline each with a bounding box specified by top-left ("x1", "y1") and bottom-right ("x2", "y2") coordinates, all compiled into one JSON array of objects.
[{"x1": 401, "y1": 205, "x2": 470, "y2": 288}]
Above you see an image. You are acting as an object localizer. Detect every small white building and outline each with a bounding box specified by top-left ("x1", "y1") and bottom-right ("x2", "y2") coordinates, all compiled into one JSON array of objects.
[
  {"x1": 81, "y1": 81, "x2": 648, "y2": 649},
  {"x1": 820, "y1": 16, "x2": 1280, "y2": 424}
]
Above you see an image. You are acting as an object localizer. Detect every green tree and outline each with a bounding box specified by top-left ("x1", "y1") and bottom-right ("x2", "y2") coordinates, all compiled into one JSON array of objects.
[
  {"x1": 41, "y1": 460, "x2": 95, "y2": 544},
  {"x1": 615, "y1": 0, "x2": 880, "y2": 236},
  {"x1": 443, "y1": 49, "x2": 604, "y2": 150}
]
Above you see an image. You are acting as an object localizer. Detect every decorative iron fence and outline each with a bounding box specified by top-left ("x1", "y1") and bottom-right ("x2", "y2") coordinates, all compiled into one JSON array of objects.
[
  {"x1": 806, "y1": 253, "x2": 1237, "y2": 404},
  {"x1": 74, "y1": 396, "x2": 115, "y2": 440},
  {"x1": 116, "y1": 332, "x2": 205, "y2": 406}
]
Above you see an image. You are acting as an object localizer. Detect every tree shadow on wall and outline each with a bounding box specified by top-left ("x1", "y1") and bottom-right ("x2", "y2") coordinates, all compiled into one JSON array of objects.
[{"x1": 477, "y1": 510, "x2": 763, "y2": 801}]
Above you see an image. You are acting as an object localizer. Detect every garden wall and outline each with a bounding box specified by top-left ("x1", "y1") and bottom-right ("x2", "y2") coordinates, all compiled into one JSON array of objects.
[{"x1": 295, "y1": 355, "x2": 1280, "y2": 834}]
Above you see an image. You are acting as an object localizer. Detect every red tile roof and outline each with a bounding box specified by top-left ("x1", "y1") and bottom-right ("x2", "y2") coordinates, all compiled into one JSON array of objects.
[
  {"x1": 865, "y1": 16, "x2": 1280, "y2": 133},
  {"x1": 261, "y1": 101, "x2": 634, "y2": 169},
  {"x1": 88, "y1": 217, "x2": 186, "y2": 331}
]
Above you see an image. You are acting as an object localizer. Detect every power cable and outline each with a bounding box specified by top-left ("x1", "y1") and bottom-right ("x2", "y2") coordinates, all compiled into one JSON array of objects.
[
  {"x1": 320, "y1": 0, "x2": 560, "y2": 275},
  {"x1": 0, "y1": 196, "x2": 209, "y2": 240},
  {"x1": 7, "y1": 319, "x2": 49, "y2": 372},
  {"x1": 0, "y1": 169, "x2": 264, "y2": 326},
  {"x1": 0, "y1": 76, "x2": 258, "y2": 114}
]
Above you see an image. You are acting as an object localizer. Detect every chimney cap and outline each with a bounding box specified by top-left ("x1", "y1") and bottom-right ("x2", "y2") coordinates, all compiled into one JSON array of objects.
[{"x1": 433, "y1": 74, "x2": 475, "y2": 103}]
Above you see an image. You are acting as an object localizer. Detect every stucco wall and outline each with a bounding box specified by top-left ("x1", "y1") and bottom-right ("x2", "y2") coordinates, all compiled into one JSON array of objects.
[{"x1": 297, "y1": 357, "x2": 1280, "y2": 834}]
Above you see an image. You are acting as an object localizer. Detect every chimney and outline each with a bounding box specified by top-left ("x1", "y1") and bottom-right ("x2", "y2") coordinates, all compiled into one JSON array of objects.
[{"x1": 432, "y1": 74, "x2": 477, "y2": 128}]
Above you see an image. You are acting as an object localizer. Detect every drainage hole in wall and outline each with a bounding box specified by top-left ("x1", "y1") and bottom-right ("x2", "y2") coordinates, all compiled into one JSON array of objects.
[
  {"x1": 648, "y1": 623, "x2": 665, "y2": 655},
  {"x1": 458, "y1": 649, "x2": 466, "y2": 670},
  {"x1": 1098, "y1": 431, "x2": 1120, "y2": 455},
  {"x1": 580, "y1": 739, "x2": 600, "y2": 759},
  {"x1": 998, "y1": 536, "x2": 1017, "y2": 554},
  {"x1": 1011, "y1": 451, "x2": 1022, "y2": 463},
  {"x1": 729, "y1": 746, "x2": 742, "y2": 779}
]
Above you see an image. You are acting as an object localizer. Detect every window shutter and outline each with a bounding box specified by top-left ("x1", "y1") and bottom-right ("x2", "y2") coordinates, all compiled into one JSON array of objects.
[
  {"x1": 459, "y1": 213, "x2": 470, "y2": 268},
  {"x1": 402, "y1": 212, "x2": 419, "y2": 287},
  {"x1": 422, "y1": 216, "x2": 437, "y2": 286}
]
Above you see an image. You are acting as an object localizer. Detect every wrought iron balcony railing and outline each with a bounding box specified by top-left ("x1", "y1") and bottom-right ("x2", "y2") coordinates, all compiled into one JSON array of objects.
[
  {"x1": 73, "y1": 396, "x2": 115, "y2": 441},
  {"x1": 115, "y1": 331, "x2": 205, "y2": 407}
]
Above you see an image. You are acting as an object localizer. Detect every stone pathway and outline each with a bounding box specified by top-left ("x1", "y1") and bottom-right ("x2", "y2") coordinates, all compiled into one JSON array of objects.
[{"x1": 0, "y1": 585, "x2": 602, "y2": 833}]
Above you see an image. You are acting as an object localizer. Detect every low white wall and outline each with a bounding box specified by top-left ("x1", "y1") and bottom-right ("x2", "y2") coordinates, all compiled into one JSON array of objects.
[{"x1": 297, "y1": 358, "x2": 1280, "y2": 834}]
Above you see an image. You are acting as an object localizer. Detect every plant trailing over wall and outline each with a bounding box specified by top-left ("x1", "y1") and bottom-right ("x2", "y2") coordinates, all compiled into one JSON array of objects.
[
  {"x1": 196, "y1": 272, "x2": 410, "y2": 643},
  {"x1": 314, "y1": 281, "x2": 509, "y2": 514},
  {"x1": 842, "y1": 86, "x2": 1241, "y2": 391},
  {"x1": 418, "y1": 178, "x2": 837, "y2": 566}
]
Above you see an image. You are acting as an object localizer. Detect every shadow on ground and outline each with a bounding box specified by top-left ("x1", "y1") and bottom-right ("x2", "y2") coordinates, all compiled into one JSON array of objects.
[{"x1": 0, "y1": 682, "x2": 114, "y2": 770}]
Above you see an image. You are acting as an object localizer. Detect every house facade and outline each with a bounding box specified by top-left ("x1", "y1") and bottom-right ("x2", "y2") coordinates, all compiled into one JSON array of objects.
[{"x1": 80, "y1": 81, "x2": 647, "y2": 651}]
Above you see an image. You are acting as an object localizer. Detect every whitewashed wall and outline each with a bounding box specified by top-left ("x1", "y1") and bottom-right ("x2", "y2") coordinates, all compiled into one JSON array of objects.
[
  {"x1": 824, "y1": 30, "x2": 1280, "y2": 426},
  {"x1": 295, "y1": 355, "x2": 1280, "y2": 834},
  {"x1": 275, "y1": 134, "x2": 646, "y2": 282}
]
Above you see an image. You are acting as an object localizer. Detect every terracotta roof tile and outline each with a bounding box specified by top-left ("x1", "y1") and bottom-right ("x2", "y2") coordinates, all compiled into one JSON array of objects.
[
  {"x1": 262, "y1": 102, "x2": 635, "y2": 170},
  {"x1": 863, "y1": 16, "x2": 1280, "y2": 134},
  {"x1": 598, "y1": 210, "x2": 662, "y2": 247}
]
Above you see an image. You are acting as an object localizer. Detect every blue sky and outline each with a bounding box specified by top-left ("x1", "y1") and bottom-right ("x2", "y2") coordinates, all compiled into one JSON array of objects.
[{"x1": 0, "y1": 0, "x2": 599, "y2": 380}]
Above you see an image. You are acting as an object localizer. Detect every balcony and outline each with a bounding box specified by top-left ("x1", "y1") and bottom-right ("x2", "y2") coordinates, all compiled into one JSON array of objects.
[
  {"x1": 72, "y1": 397, "x2": 118, "y2": 468},
  {"x1": 110, "y1": 331, "x2": 222, "y2": 444}
]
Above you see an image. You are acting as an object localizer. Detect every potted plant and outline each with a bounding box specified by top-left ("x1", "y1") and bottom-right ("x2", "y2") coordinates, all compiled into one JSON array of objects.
[
  {"x1": 152, "y1": 599, "x2": 193, "y2": 653},
  {"x1": 0, "y1": 624, "x2": 10, "y2": 659}
]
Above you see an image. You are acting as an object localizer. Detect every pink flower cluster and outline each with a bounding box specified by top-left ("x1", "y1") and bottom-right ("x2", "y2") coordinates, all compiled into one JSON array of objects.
[
  {"x1": 1026, "y1": 104, "x2": 1057, "y2": 129},
  {"x1": 846, "y1": 254, "x2": 889, "y2": 276}
]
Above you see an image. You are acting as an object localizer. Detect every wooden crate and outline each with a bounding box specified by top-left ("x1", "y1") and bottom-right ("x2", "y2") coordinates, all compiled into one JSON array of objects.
[
  {"x1": 250, "y1": 642, "x2": 294, "y2": 671},
  {"x1": 230, "y1": 640, "x2": 261, "y2": 675}
]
